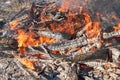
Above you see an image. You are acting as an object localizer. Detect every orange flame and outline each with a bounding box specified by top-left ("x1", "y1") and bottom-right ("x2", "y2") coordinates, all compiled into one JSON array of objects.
[
  {"x1": 12, "y1": 52, "x2": 36, "y2": 70},
  {"x1": 17, "y1": 57, "x2": 36, "y2": 70},
  {"x1": 10, "y1": 20, "x2": 21, "y2": 30},
  {"x1": 85, "y1": 22, "x2": 100, "y2": 38},
  {"x1": 27, "y1": 53, "x2": 49, "y2": 58},
  {"x1": 17, "y1": 29, "x2": 56, "y2": 54},
  {"x1": 17, "y1": 29, "x2": 56, "y2": 47},
  {"x1": 113, "y1": 23, "x2": 120, "y2": 31},
  {"x1": 50, "y1": 12, "x2": 92, "y2": 35},
  {"x1": 38, "y1": 0, "x2": 90, "y2": 36}
]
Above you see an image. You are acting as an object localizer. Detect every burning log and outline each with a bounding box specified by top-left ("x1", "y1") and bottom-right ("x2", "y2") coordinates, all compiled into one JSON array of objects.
[{"x1": 0, "y1": 0, "x2": 120, "y2": 80}]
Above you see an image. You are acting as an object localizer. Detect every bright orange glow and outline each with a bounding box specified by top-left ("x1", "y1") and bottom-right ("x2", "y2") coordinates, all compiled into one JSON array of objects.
[
  {"x1": 10, "y1": 20, "x2": 21, "y2": 30},
  {"x1": 17, "y1": 57, "x2": 36, "y2": 70},
  {"x1": 17, "y1": 29, "x2": 56, "y2": 54},
  {"x1": 12, "y1": 52, "x2": 36, "y2": 70},
  {"x1": 17, "y1": 29, "x2": 56, "y2": 47},
  {"x1": 18, "y1": 47, "x2": 26, "y2": 55},
  {"x1": 85, "y1": 22, "x2": 101, "y2": 38},
  {"x1": 113, "y1": 23, "x2": 120, "y2": 31},
  {"x1": 50, "y1": 12, "x2": 91, "y2": 35},
  {"x1": 83, "y1": 13, "x2": 92, "y2": 24},
  {"x1": 38, "y1": 0, "x2": 89, "y2": 36}
]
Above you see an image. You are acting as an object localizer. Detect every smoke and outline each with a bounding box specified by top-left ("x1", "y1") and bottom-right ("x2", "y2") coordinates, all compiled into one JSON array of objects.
[{"x1": 56, "y1": 0, "x2": 87, "y2": 12}]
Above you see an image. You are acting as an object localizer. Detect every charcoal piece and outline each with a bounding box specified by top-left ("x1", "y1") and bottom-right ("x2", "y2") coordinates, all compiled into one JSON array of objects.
[{"x1": 0, "y1": 19, "x2": 6, "y2": 29}]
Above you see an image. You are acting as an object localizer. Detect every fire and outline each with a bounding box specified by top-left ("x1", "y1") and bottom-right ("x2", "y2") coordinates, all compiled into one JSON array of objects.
[
  {"x1": 17, "y1": 29, "x2": 56, "y2": 54},
  {"x1": 48, "y1": 0, "x2": 93, "y2": 36},
  {"x1": 12, "y1": 52, "x2": 36, "y2": 70},
  {"x1": 17, "y1": 57, "x2": 36, "y2": 70},
  {"x1": 58, "y1": 0, "x2": 86, "y2": 13},
  {"x1": 85, "y1": 22, "x2": 101, "y2": 38},
  {"x1": 17, "y1": 29, "x2": 56, "y2": 47},
  {"x1": 83, "y1": 13, "x2": 92, "y2": 24},
  {"x1": 10, "y1": 20, "x2": 21, "y2": 30},
  {"x1": 113, "y1": 23, "x2": 120, "y2": 31},
  {"x1": 50, "y1": 12, "x2": 92, "y2": 35}
]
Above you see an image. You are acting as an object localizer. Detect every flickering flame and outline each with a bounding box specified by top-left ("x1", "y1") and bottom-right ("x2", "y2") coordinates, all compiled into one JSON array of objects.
[
  {"x1": 50, "y1": 12, "x2": 93, "y2": 35},
  {"x1": 35, "y1": 0, "x2": 89, "y2": 36},
  {"x1": 10, "y1": 20, "x2": 21, "y2": 30},
  {"x1": 17, "y1": 57, "x2": 36, "y2": 70},
  {"x1": 85, "y1": 22, "x2": 101, "y2": 38},
  {"x1": 17, "y1": 29, "x2": 56, "y2": 54},
  {"x1": 17, "y1": 29, "x2": 56, "y2": 47},
  {"x1": 12, "y1": 52, "x2": 36, "y2": 70}
]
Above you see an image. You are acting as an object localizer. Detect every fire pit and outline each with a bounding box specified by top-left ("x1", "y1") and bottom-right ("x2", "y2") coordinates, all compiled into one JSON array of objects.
[{"x1": 0, "y1": 0, "x2": 120, "y2": 80}]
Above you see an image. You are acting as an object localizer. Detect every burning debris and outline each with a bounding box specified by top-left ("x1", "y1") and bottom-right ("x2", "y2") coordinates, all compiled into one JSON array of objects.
[{"x1": 0, "y1": 0, "x2": 120, "y2": 80}]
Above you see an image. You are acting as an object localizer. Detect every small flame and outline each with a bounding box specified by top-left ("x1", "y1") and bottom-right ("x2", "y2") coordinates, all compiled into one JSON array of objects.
[
  {"x1": 17, "y1": 29, "x2": 56, "y2": 54},
  {"x1": 10, "y1": 20, "x2": 21, "y2": 30},
  {"x1": 85, "y1": 22, "x2": 100, "y2": 38},
  {"x1": 12, "y1": 52, "x2": 36, "y2": 70},
  {"x1": 113, "y1": 23, "x2": 120, "y2": 31}
]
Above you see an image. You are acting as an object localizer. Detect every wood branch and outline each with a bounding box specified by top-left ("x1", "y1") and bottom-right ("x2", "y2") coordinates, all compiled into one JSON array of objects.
[
  {"x1": 37, "y1": 30, "x2": 71, "y2": 41},
  {"x1": 46, "y1": 36, "x2": 99, "y2": 50},
  {"x1": 103, "y1": 30, "x2": 120, "y2": 39},
  {"x1": 0, "y1": 37, "x2": 18, "y2": 48}
]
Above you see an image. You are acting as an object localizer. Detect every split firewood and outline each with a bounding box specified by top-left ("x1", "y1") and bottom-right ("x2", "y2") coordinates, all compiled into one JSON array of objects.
[
  {"x1": 108, "y1": 47, "x2": 120, "y2": 63},
  {"x1": 36, "y1": 30, "x2": 71, "y2": 41},
  {"x1": 46, "y1": 36, "x2": 99, "y2": 50},
  {"x1": 103, "y1": 30, "x2": 120, "y2": 39}
]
